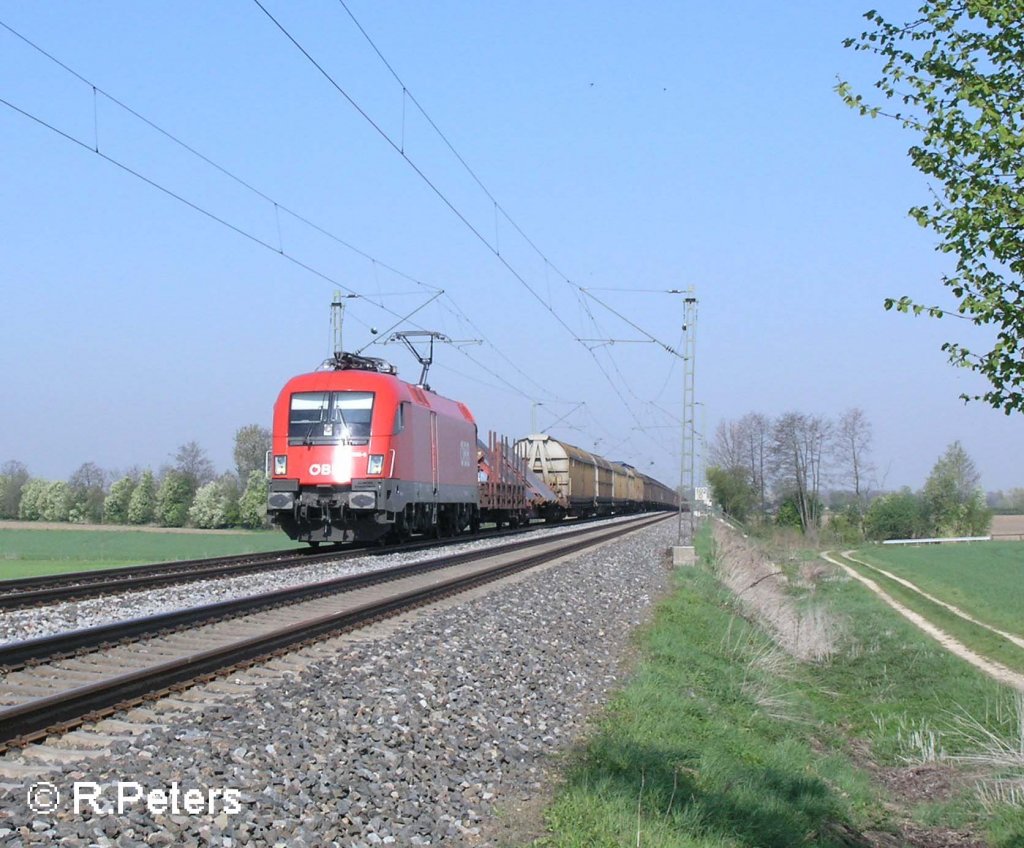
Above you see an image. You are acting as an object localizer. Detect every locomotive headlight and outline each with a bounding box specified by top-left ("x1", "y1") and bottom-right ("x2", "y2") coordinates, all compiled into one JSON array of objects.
[
  {"x1": 273, "y1": 455, "x2": 287, "y2": 476},
  {"x1": 367, "y1": 454, "x2": 385, "y2": 475}
]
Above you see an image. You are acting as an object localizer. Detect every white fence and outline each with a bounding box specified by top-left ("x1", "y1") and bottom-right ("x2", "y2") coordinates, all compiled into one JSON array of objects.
[{"x1": 881, "y1": 535, "x2": 991, "y2": 545}]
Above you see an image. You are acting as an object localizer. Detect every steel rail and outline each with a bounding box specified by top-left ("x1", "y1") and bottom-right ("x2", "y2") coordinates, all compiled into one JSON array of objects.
[
  {"x1": 0, "y1": 513, "x2": 668, "y2": 748},
  {"x1": 0, "y1": 518, "x2": 601, "y2": 610},
  {"x1": 0, "y1": 547, "x2": 342, "y2": 610},
  {"x1": 0, "y1": 547, "x2": 307, "y2": 593},
  {"x1": 0, "y1": 517, "x2": 651, "y2": 669}
]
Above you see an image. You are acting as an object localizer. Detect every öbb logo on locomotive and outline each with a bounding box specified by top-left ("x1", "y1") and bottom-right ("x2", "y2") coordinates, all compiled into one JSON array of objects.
[{"x1": 266, "y1": 350, "x2": 678, "y2": 546}]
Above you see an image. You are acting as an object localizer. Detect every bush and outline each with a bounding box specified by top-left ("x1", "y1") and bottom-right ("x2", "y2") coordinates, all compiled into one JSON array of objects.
[
  {"x1": 775, "y1": 497, "x2": 804, "y2": 529},
  {"x1": 238, "y1": 470, "x2": 269, "y2": 529},
  {"x1": 17, "y1": 479, "x2": 49, "y2": 521},
  {"x1": 104, "y1": 476, "x2": 137, "y2": 524},
  {"x1": 189, "y1": 475, "x2": 241, "y2": 529},
  {"x1": 189, "y1": 482, "x2": 223, "y2": 529},
  {"x1": 706, "y1": 465, "x2": 754, "y2": 521},
  {"x1": 41, "y1": 481, "x2": 71, "y2": 522},
  {"x1": 864, "y1": 489, "x2": 926, "y2": 541},
  {"x1": 157, "y1": 471, "x2": 194, "y2": 528},
  {"x1": 128, "y1": 471, "x2": 157, "y2": 525},
  {"x1": 827, "y1": 502, "x2": 865, "y2": 545}
]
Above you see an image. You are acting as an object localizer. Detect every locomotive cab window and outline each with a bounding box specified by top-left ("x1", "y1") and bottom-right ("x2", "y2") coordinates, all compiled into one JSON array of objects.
[{"x1": 288, "y1": 391, "x2": 374, "y2": 445}]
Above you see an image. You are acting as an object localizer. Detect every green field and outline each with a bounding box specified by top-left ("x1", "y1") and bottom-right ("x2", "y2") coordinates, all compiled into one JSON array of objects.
[
  {"x1": 538, "y1": 528, "x2": 1024, "y2": 847},
  {"x1": 0, "y1": 524, "x2": 304, "y2": 580},
  {"x1": 854, "y1": 541, "x2": 1024, "y2": 640}
]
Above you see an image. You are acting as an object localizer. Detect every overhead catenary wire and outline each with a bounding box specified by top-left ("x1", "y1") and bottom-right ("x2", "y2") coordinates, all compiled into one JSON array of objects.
[
  {"x1": 254, "y1": 1, "x2": 691, "y2": 462},
  {"x1": 334, "y1": 0, "x2": 579, "y2": 292},
  {"x1": 0, "y1": 18, "x2": 441, "y2": 304},
  {"x1": 251, "y1": 0, "x2": 582, "y2": 346},
  {"x1": 0, "y1": 93, "x2": 424, "y2": 336},
  {"x1": 4, "y1": 11, "x2": 681, "y2": 465},
  {"x1": 580, "y1": 289, "x2": 683, "y2": 358},
  {"x1": 0, "y1": 16, "x2": 570, "y2": 409},
  {"x1": 0, "y1": 72, "x2": 566, "y2": 414},
  {"x1": 438, "y1": 293, "x2": 566, "y2": 401},
  {"x1": 330, "y1": 1, "x2": 686, "y2": 360}
]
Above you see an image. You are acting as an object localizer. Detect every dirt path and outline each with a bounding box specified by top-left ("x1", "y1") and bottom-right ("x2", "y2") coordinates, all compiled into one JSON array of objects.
[
  {"x1": 821, "y1": 551, "x2": 1024, "y2": 692},
  {"x1": 843, "y1": 551, "x2": 1024, "y2": 651}
]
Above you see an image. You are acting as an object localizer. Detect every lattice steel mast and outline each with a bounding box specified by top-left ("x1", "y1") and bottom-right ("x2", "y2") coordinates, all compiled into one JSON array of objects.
[{"x1": 674, "y1": 289, "x2": 698, "y2": 545}]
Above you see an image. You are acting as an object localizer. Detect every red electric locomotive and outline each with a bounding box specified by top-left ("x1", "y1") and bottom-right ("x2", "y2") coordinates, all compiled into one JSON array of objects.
[{"x1": 267, "y1": 352, "x2": 479, "y2": 545}]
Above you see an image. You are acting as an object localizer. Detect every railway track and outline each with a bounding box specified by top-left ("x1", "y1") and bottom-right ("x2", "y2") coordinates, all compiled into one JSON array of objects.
[
  {"x1": 0, "y1": 513, "x2": 668, "y2": 750},
  {"x1": 0, "y1": 547, "x2": 325, "y2": 611},
  {"x1": 0, "y1": 519, "x2": 604, "y2": 610}
]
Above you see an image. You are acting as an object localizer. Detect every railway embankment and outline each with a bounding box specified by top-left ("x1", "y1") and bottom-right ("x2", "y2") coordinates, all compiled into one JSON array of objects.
[
  {"x1": 0, "y1": 519, "x2": 675, "y2": 845},
  {"x1": 5, "y1": 518, "x2": 1021, "y2": 846},
  {"x1": 539, "y1": 521, "x2": 1024, "y2": 848}
]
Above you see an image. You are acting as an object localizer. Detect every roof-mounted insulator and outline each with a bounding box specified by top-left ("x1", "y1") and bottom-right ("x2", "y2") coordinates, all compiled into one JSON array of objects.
[{"x1": 319, "y1": 352, "x2": 397, "y2": 374}]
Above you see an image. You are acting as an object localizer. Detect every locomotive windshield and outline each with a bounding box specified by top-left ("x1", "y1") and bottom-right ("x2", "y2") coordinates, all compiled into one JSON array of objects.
[{"x1": 288, "y1": 391, "x2": 374, "y2": 445}]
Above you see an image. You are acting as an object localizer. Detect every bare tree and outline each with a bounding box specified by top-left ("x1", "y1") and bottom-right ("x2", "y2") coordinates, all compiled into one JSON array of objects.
[
  {"x1": 770, "y1": 412, "x2": 832, "y2": 533},
  {"x1": 0, "y1": 460, "x2": 29, "y2": 519},
  {"x1": 710, "y1": 413, "x2": 771, "y2": 518},
  {"x1": 68, "y1": 462, "x2": 109, "y2": 524},
  {"x1": 172, "y1": 441, "x2": 216, "y2": 493},
  {"x1": 739, "y1": 413, "x2": 771, "y2": 516},
  {"x1": 709, "y1": 420, "x2": 747, "y2": 470},
  {"x1": 233, "y1": 424, "x2": 271, "y2": 481},
  {"x1": 833, "y1": 408, "x2": 874, "y2": 499}
]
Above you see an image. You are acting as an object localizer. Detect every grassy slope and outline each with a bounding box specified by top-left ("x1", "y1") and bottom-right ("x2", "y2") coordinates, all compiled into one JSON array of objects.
[
  {"x1": 537, "y1": 529, "x2": 1024, "y2": 848},
  {"x1": 0, "y1": 526, "x2": 301, "y2": 579},
  {"x1": 854, "y1": 542, "x2": 1024, "y2": 638}
]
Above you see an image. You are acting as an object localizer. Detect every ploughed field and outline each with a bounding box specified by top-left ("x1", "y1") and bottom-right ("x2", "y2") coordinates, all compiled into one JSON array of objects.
[{"x1": 992, "y1": 513, "x2": 1024, "y2": 539}]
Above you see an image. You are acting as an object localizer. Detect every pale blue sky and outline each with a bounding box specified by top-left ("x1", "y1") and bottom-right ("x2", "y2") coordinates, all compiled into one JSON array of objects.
[{"x1": 1, "y1": 2, "x2": 1019, "y2": 493}]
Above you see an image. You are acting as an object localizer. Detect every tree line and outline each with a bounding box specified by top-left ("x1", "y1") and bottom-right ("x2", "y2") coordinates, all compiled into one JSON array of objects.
[
  {"x1": 0, "y1": 425, "x2": 271, "y2": 531},
  {"x1": 706, "y1": 408, "x2": 991, "y2": 542}
]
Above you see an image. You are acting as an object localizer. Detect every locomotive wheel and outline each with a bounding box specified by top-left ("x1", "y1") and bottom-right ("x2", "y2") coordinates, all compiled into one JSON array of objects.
[
  {"x1": 389, "y1": 513, "x2": 411, "y2": 544},
  {"x1": 440, "y1": 509, "x2": 457, "y2": 537}
]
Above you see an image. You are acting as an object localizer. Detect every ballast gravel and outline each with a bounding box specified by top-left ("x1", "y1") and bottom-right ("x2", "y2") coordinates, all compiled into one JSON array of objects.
[
  {"x1": 0, "y1": 520, "x2": 675, "y2": 847},
  {"x1": 0, "y1": 516, "x2": 643, "y2": 645}
]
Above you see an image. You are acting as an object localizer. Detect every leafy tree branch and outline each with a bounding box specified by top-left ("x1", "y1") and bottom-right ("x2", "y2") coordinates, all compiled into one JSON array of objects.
[{"x1": 840, "y1": 1, "x2": 1024, "y2": 413}]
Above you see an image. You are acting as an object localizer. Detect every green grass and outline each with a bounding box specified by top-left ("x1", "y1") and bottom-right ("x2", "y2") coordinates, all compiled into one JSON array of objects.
[
  {"x1": 537, "y1": 527, "x2": 1024, "y2": 847},
  {"x1": 853, "y1": 542, "x2": 1024, "y2": 639},
  {"x1": 0, "y1": 524, "x2": 303, "y2": 580},
  {"x1": 833, "y1": 550, "x2": 1024, "y2": 678}
]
